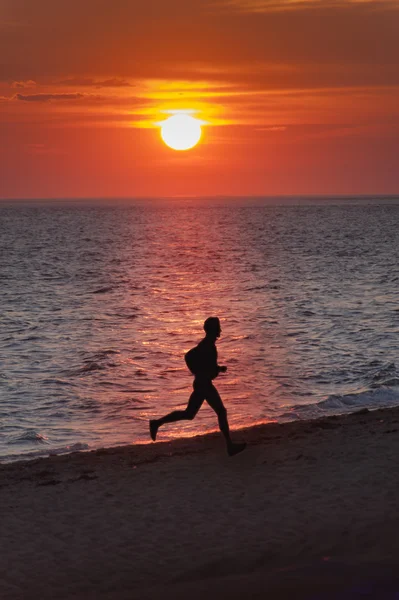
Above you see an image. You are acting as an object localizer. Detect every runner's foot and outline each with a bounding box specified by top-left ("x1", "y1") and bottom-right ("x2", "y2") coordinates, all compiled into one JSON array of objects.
[
  {"x1": 149, "y1": 420, "x2": 159, "y2": 442},
  {"x1": 228, "y1": 442, "x2": 246, "y2": 457}
]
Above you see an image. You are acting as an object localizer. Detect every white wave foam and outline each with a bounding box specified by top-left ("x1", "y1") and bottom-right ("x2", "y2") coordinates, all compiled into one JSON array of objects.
[
  {"x1": 284, "y1": 386, "x2": 399, "y2": 421},
  {"x1": 0, "y1": 442, "x2": 90, "y2": 464}
]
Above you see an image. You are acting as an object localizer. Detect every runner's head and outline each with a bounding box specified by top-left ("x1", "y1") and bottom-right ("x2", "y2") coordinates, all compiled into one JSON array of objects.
[{"x1": 203, "y1": 317, "x2": 221, "y2": 338}]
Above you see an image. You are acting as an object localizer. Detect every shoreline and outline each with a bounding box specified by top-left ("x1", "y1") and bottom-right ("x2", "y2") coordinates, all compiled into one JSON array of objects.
[
  {"x1": 2, "y1": 405, "x2": 399, "y2": 599},
  {"x1": 0, "y1": 405, "x2": 392, "y2": 470}
]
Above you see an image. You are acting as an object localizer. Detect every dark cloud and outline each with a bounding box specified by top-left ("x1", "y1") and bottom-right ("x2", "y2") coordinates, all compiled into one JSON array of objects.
[
  {"x1": 15, "y1": 92, "x2": 85, "y2": 102},
  {"x1": 11, "y1": 91, "x2": 154, "y2": 109},
  {"x1": 59, "y1": 77, "x2": 133, "y2": 87},
  {"x1": 12, "y1": 80, "x2": 36, "y2": 88}
]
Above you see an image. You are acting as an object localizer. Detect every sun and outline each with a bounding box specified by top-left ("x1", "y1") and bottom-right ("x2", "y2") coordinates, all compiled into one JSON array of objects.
[{"x1": 160, "y1": 114, "x2": 202, "y2": 151}]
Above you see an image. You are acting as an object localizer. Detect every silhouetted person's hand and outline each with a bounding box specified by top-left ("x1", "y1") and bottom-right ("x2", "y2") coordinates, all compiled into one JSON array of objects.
[{"x1": 219, "y1": 366, "x2": 227, "y2": 373}]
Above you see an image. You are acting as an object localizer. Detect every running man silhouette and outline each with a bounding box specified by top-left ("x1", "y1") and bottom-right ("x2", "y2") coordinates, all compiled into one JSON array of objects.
[{"x1": 149, "y1": 317, "x2": 246, "y2": 456}]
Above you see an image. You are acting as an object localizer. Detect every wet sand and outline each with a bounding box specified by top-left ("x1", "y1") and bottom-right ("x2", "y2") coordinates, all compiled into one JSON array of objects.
[{"x1": 2, "y1": 407, "x2": 399, "y2": 599}]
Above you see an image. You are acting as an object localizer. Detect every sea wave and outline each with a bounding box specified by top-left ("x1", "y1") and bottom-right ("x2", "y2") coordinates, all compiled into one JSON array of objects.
[
  {"x1": 8, "y1": 430, "x2": 49, "y2": 445},
  {"x1": 92, "y1": 286, "x2": 116, "y2": 294},
  {"x1": 65, "y1": 350, "x2": 120, "y2": 376},
  {"x1": 281, "y1": 384, "x2": 399, "y2": 421},
  {"x1": 1, "y1": 442, "x2": 90, "y2": 464}
]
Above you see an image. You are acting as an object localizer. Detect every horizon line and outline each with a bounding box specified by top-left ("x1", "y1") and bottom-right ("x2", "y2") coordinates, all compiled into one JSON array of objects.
[{"x1": 1, "y1": 193, "x2": 399, "y2": 202}]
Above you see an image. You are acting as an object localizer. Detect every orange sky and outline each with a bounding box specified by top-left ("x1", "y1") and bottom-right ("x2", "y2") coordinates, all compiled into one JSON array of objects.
[{"x1": 1, "y1": 0, "x2": 399, "y2": 198}]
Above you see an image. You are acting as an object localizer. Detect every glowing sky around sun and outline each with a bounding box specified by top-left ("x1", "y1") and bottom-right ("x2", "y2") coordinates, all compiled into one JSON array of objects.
[{"x1": 1, "y1": 0, "x2": 399, "y2": 197}]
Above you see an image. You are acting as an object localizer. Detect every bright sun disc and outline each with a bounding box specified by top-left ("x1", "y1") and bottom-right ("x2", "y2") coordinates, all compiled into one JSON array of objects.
[{"x1": 161, "y1": 114, "x2": 202, "y2": 151}]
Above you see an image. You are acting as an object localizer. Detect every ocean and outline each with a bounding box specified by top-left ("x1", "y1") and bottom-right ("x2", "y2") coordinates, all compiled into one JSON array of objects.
[{"x1": 1, "y1": 197, "x2": 399, "y2": 462}]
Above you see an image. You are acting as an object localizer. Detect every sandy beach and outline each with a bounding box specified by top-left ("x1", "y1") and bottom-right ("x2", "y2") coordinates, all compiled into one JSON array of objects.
[{"x1": 2, "y1": 407, "x2": 399, "y2": 599}]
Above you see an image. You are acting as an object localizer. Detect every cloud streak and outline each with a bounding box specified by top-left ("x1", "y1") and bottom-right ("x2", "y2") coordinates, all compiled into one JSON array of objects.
[
  {"x1": 12, "y1": 80, "x2": 36, "y2": 88},
  {"x1": 59, "y1": 77, "x2": 133, "y2": 88},
  {"x1": 15, "y1": 92, "x2": 85, "y2": 102},
  {"x1": 218, "y1": 0, "x2": 399, "y2": 12}
]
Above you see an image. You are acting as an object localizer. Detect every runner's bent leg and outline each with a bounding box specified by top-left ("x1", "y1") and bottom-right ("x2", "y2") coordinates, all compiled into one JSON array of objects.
[
  {"x1": 205, "y1": 384, "x2": 246, "y2": 456},
  {"x1": 155, "y1": 387, "x2": 204, "y2": 429},
  {"x1": 204, "y1": 384, "x2": 233, "y2": 447}
]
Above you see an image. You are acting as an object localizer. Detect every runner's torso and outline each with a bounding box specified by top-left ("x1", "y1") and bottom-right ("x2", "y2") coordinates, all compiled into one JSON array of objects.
[{"x1": 194, "y1": 337, "x2": 219, "y2": 381}]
